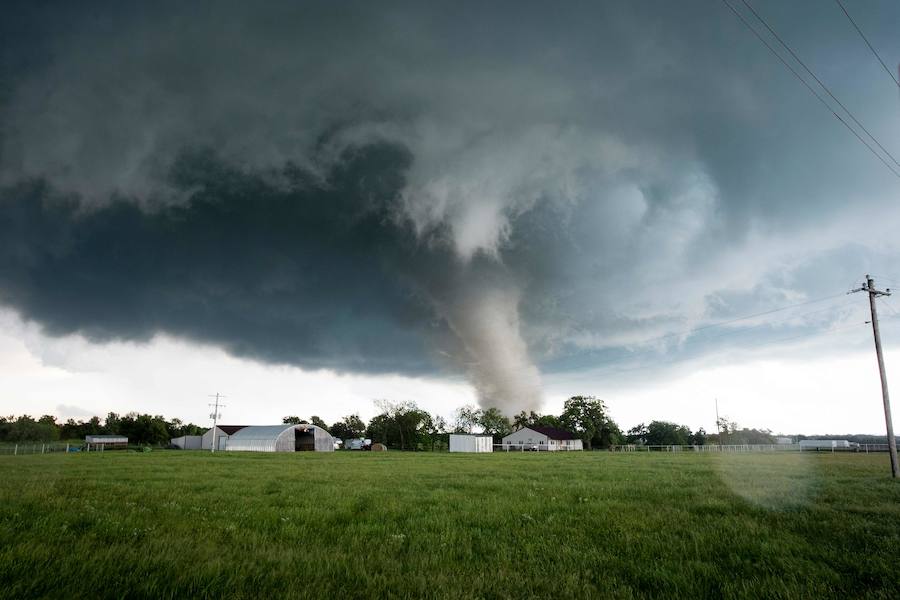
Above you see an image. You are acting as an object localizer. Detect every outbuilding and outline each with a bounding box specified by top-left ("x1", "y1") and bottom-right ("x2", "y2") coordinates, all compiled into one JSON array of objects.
[
  {"x1": 224, "y1": 424, "x2": 335, "y2": 452},
  {"x1": 203, "y1": 425, "x2": 248, "y2": 451},
  {"x1": 85, "y1": 434, "x2": 128, "y2": 450},
  {"x1": 501, "y1": 426, "x2": 583, "y2": 451},
  {"x1": 449, "y1": 434, "x2": 493, "y2": 453}
]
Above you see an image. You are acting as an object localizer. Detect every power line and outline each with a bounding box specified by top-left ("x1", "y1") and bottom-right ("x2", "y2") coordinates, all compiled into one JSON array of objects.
[
  {"x1": 833, "y1": 0, "x2": 900, "y2": 89},
  {"x1": 603, "y1": 291, "x2": 849, "y2": 352},
  {"x1": 720, "y1": 0, "x2": 900, "y2": 178},
  {"x1": 739, "y1": 0, "x2": 900, "y2": 170},
  {"x1": 551, "y1": 293, "x2": 858, "y2": 376},
  {"x1": 593, "y1": 316, "x2": 869, "y2": 379}
]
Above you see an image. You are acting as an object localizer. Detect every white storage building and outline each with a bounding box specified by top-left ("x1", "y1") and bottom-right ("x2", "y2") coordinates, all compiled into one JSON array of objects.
[
  {"x1": 799, "y1": 439, "x2": 856, "y2": 450},
  {"x1": 449, "y1": 434, "x2": 493, "y2": 453},
  {"x1": 224, "y1": 424, "x2": 335, "y2": 452}
]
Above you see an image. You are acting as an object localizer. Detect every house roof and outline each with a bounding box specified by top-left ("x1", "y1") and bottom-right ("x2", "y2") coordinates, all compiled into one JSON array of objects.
[{"x1": 524, "y1": 426, "x2": 579, "y2": 440}]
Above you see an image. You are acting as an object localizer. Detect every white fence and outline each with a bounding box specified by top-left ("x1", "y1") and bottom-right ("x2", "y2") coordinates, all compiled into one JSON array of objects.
[
  {"x1": 493, "y1": 443, "x2": 581, "y2": 452},
  {"x1": 610, "y1": 443, "x2": 889, "y2": 453}
]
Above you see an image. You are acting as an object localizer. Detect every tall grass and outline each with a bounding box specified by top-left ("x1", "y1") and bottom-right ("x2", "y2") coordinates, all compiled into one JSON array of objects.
[{"x1": 0, "y1": 452, "x2": 897, "y2": 599}]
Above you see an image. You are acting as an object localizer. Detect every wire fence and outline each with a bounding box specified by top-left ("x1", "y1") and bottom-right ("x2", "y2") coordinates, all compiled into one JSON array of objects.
[
  {"x1": 610, "y1": 443, "x2": 893, "y2": 453},
  {"x1": 0, "y1": 442, "x2": 155, "y2": 455},
  {"x1": 0, "y1": 442, "x2": 77, "y2": 455},
  {"x1": 492, "y1": 443, "x2": 582, "y2": 452}
]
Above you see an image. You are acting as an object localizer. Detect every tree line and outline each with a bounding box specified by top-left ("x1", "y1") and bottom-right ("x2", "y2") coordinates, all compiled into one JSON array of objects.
[
  {"x1": 285, "y1": 396, "x2": 624, "y2": 451},
  {"x1": 2, "y1": 397, "x2": 780, "y2": 449},
  {"x1": 284, "y1": 398, "x2": 780, "y2": 450},
  {"x1": 0, "y1": 413, "x2": 204, "y2": 445}
]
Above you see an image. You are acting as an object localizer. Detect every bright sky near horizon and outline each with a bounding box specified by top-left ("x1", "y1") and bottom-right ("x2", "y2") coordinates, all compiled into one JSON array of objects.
[{"x1": 2, "y1": 1, "x2": 900, "y2": 435}]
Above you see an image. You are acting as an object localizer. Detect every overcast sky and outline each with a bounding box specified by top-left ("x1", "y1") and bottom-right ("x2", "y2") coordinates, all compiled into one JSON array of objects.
[{"x1": 2, "y1": 1, "x2": 900, "y2": 434}]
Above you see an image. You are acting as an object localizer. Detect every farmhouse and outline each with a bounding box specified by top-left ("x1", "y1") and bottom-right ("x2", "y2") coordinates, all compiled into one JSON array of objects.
[
  {"x1": 449, "y1": 434, "x2": 493, "y2": 453},
  {"x1": 501, "y1": 426, "x2": 583, "y2": 451},
  {"x1": 224, "y1": 424, "x2": 335, "y2": 452}
]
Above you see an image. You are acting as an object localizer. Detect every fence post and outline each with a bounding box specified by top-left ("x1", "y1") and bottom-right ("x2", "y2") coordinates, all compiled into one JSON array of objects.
[
  {"x1": 41, "y1": 444, "x2": 45, "y2": 454},
  {"x1": 14, "y1": 444, "x2": 17, "y2": 456}
]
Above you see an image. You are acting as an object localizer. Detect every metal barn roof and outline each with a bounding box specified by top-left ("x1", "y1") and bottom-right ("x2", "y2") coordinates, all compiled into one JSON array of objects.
[{"x1": 225, "y1": 424, "x2": 335, "y2": 452}]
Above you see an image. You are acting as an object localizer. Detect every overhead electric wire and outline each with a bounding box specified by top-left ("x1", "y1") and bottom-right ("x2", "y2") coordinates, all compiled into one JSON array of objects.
[
  {"x1": 720, "y1": 0, "x2": 900, "y2": 178},
  {"x1": 541, "y1": 293, "x2": 857, "y2": 376},
  {"x1": 593, "y1": 316, "x2": 871, "y2": 378},
  {"x1": 738, "y1": 0, "x2": 900, "y2": 170},
  {"x1": 833, "y1": 0, "x2": 900, "y2": 89}
]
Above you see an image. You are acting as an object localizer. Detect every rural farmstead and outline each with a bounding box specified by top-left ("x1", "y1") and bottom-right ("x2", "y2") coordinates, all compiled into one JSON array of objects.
[
  {"x1": 501, "y1": 426, "x2": 583, "y2": 451},
  {"x1": 224, "y1": 424, "x2": 335, "y2": 452}
]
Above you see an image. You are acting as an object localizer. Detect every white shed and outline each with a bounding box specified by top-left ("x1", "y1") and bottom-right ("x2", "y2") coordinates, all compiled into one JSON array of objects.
[
  {"x1": 224, "y1": 424, "x2": 335, "y2": 452},
  {"x1": 449, "y1": 434, "x2": 493, "y2": 453},
  {"x1": 171, "y1": 435, "x2": 203, "y2": 450}
]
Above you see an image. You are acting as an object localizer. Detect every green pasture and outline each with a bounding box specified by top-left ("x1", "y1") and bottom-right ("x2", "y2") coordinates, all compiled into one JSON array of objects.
[{"x1": 0, "y1": 451, "x2": 898, "y2": 599}]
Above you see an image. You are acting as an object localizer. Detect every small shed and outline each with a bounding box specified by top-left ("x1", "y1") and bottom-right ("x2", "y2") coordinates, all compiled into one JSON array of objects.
[
  {"x1": 449, "y1": 434, "x2": 493, "y2": 453},
  {"x1": 85, "y1": 435, "x2": 128, "y2": 450},
  {"x1": 224, "y1": 424, "x2": 335, "y2": 452},
  {"x1": 170, "y1": 435, "x2": 203, "y2": 450}
]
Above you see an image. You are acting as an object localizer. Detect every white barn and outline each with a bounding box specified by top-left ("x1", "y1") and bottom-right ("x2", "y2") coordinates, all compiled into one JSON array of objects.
[
  {"x1": 225, "y1": 424, "x2": 335, "y2": 452},
  {"x1": 501, "y1": 426, "x2": 583, "y2": 451},
  {"x1": 449, "y1": 434, "x2": 493, "y2": 453}
]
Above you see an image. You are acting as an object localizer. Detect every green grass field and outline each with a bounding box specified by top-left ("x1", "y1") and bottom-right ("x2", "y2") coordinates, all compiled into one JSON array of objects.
[{"x1": 1, "y1": 451, "x2": 898, "y2": 599}]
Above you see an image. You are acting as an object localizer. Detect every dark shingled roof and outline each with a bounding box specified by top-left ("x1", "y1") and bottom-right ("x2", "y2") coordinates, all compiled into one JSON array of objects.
[
  {"x1": 217, "y1": 425, "x2": 248, "y2": 435},
  {"x1": 525, "y1": 426, "x2": 579, "y2": 440}
]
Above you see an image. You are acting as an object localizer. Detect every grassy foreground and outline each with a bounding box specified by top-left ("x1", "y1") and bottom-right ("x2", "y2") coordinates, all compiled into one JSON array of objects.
[{"x1": 0, "y1": 451, "x2": 898, "y2": 599}]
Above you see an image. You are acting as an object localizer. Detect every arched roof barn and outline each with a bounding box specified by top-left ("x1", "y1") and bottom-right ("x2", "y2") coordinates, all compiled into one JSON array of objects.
[{"x1": 225, "y1": 424, "x2": 335, "y2": 452}]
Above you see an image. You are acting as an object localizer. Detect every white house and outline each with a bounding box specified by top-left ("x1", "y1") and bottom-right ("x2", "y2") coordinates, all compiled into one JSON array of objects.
[
  {"x1": 501, "y1": 426, "x2": 583, "y2": 451},
  {"x1": 449, "y1": 434, "x2": 493, "y2": 453}
]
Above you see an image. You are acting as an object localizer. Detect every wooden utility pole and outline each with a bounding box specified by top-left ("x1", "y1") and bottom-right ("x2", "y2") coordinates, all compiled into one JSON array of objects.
[
  {"x1": 208, "y1": 393, "x2": 227, "y2": 453},
  {"x1": 851, "y1": 275, "x2": 898, "y2": 478}
]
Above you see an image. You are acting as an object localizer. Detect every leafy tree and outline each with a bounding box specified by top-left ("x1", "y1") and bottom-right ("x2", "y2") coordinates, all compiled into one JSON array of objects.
[
  {"x1": 512, "y1": 411, "x2": 562, "y2": 430},
  {"x1": 644, "y1": 421, "x2": 692, "y2": 446},
  {"x1": 425, "y1": 414, "x2": 448, "y2": 451},
  {"x1": 690, "y1": 427, "x2": 707, "y2": 446},
  {"x1": 626, "y1": 423, "x2": 648, "y2": 445},
  {"x1": 559, "y1": 396, "x2": 621, "y2": 449},
  {"x1": 282, "y1": 416, "x2": 303, "y2": 424},
  {"x1": 330, "y1": 413, "x2": 367, "y2": 441},
  {"x1": 453, "y1": 405, "x2": 481, "y2": 434},
  {"x1": 478, "y1": 407, "x2": 511, "y2": 442},
  {"x1": 372, "y1": 399, "x2": 432, "y2": 450},
  {"x1": 309, "y1": 416, "x2": 328, "y2": 430},
  {"x1": 38, "y1": 415, "x2": 61, "y2": 441}
]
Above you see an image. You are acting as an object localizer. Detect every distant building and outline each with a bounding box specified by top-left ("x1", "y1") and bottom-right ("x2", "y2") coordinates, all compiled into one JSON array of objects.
[
  {"x1": 203, "y1": 425, "x2": 248, "y2": 451},
  {"x1": 85, "y1": 434, "x2": 128, "y2": 450},
  {"x1": 799, "y1": 439, "x2": 857, "y2": 450},
  {"x1": 224, "y1": 424, "x2": 335, "y2": 452},
  {"x1": 775, "y1": 437, "x2": 793, "y2": 445},
  {"x1": 449, "y1": 434, "x2": 493, "y2": 453},
  {"x1": 501, "y1": 426, "x2": 583, "y2": 451}
]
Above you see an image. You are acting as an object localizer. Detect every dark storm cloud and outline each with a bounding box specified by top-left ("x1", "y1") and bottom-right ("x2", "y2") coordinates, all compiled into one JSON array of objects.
[
  {"x1": 0, "y1": 143, "x2": 450, "y2": 372},
  {"x1": 2, "y1": 0, "x2": 900, "y2": 408}
]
